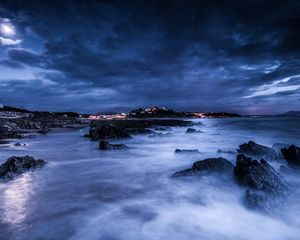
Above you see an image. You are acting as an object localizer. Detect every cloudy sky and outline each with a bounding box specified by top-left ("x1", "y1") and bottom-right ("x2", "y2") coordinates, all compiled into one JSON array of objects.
[{"x1": 0, "y1": 0, "x2": 300, "y2": 114}]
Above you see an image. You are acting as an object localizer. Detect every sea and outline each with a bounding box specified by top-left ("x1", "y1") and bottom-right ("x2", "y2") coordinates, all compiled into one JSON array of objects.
[{"x1": 1, "y1": 117, "x2": 300, "y2": 240}]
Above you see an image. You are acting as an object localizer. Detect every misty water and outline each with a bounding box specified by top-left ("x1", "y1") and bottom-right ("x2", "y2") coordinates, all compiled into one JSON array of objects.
[{"x1": 1, "y1": 117, "x2": 300, "y2": 240}]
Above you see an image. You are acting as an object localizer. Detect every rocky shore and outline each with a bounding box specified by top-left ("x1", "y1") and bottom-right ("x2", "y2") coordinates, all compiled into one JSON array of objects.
[
  {"x1": 86, "y1": 118, "x2": 192, "y2": 141},
  {"x1": 173, "y1": 140, "x2": 300, "y2": 213},
  {"x1": 1, "y1": 111, "x2": 300, "y2": 216},
  {"x1": 0, "y1": 113, "x2": 87, "y2": 141}
]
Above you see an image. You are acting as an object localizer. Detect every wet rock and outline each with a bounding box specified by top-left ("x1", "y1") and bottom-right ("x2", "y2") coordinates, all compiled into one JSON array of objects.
[
  {"x1": 89, "y1": 123, "x2": 131, "y2": 140},
  {"x1": 238, "y1": 141, "x2": 279, "y2": 161},
  {"x1": 185, "y1": 128, "x2": 198, "y2": 134},
  {"x1": 153, "y1": 127, "x2": 172, "y2": 131},
  {"x1": 175, "y1": 149, "x2": 201, "y2": 154},
  {"x1": 0, "y1": 155, "x2": 47, "y2": 180},
  {"x1": 217, "y1": 149, "x2": 236, "y2": 154},
  {"x1": 126, "y1": 128, "x2": 154, "y2": 135},
  {"x1": 281, "y1": 145, "x2": 300, "y2": 168},
  {"x1": 234, "y1": 154, "x2": 289, "y2": 211},
  {"x1": 0, "y1": 125, "x2": 22, "y2": 139},
  {"x1": 99, "y1": 140, "x2": 129, "y2": 150},
  {"x1": 173, "y1": 157, "x2": 234, "y2": 177}
]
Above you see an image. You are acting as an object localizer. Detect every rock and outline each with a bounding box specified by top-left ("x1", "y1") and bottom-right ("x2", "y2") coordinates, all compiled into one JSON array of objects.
[
  {"x1": 126, "y1": 128, "x2": 154, "y2": 135},
  {"x1": 99, "y1": 140, "x2": 129, "y2": 150},
  {"x1": 175, "y1": 149, "x2": 202, "y2": 154},
  {"x1": 185, "y1": 128, "x2": 198, "y2": 134},
  {"x1": 173, "y1": 157, "x2": 234, "y2": 177},
  {"x1": 238, "y1": 141, "x2": 279, "y2": 161},
  {"x1": 217, "y1": 149, "x2": 236, "y2": 154},
  {"x1": 234, "y1": 154, "x2": 289, "y2": 211},
  {"x1": 89, "y1": 123, "x2": 131, "y2": 140},
  {"x1": 281, "y1": 145, "x2": 300, "y2": 168},
  {"x1": 0, "y1": 155, "x2": 47, "y2": 180},
  {"x1": 153, "y1": 127, "x2": 172, "y2": 131}
]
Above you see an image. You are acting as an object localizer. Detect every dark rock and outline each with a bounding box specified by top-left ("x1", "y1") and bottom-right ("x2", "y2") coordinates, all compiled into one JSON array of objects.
[
  {"x1": 281, "y1": 145, "x2": 300, "y2": 168},
  {"x1": 99, "y1": 140, "x2": 129, "y2": 150},
  {"x1": 0, "y1": 155, "x2": 47, "y2": 180},
  {"x1": 153, "y1": 127, "x2": 172, "y2": 131},
  {"x1": 126, "y1": 128, "x2": 154, "y2": 135},
  {"x1": 234, "y1": 154, "x2": 289, "y2": 211},
  {"x1": 217, "y1": 149, "x2": 236, "y2": 154},
  {"x1": 89, "y1": 123, "x2": 131, "y2": 140},
  {"x1": 238, "y1": 141, "x2": 279, "y2": 161},
  {"x1": 185, "y1": 128, "x2": 198, "y2": 134},
  {"x1": 173, "y1": 157, "x2": 234, "y2": 177},
  {"x1": 175, "y1": 149, "x2": 201, "y2": 154}
]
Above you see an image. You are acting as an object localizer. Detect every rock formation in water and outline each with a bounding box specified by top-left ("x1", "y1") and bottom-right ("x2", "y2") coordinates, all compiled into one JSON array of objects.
[
  {"x1": 185, "y1": 128, "x2": 197, "y2": 133},
  {"x1": 99, "y1": 140, "x2": 129, "y2": 150},
  {"x1": 89, "y1": 123, "x2": 131, "y2": 140},
  {"x1": 238, "y1": 141, "x2": 280, "y2": 161},
  {"x1": 234, "y1": 154, "x2": 290, "y2": 211},
  {"x1": 281, "y1": 145, "x2": 300, "y2": 168},
  {"x1": 175, "y1": 149, "x2": 201, "y2": 154},
  {"x1": 173, "y1": 157, "x2": 234, "y2": 177},
  {"x1": 0, "y1": 155, "x2": 47, "y2": 180}
]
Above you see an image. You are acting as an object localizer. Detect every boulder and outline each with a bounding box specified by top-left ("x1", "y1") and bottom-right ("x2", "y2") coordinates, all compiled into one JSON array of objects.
[
  {"x1": 238, "y1": 141, "x2": 279, "y2": 161},
  {"x1": 185, "y1": 128, "x2": 198, "y2": 134},
  {"x1": 89, "y1": 123, "x2": 131, "y2": 140},
  {"x1": 281, "y1": 145, "x2": 300, "y2": 168},
  {"x1": 99, "y1": 140, "x2": 129, "y2": 150},
  {"x1": 173, "y1": 157, "x2": 234, "y2": 177},
  {"x1": 234, "y1": 154, "x2": 289, "y2": 211},
  {"x1": 0, "y1": 155, "x2": 47, "y2": 180}
]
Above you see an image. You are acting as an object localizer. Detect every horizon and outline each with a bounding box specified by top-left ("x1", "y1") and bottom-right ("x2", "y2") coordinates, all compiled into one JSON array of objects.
[
  {"x1": 1, "y1": 1, "x2": 300, "y2": 114},
  {"x1": 1, "y1": 102, "x2": 299, "y2": 116}
]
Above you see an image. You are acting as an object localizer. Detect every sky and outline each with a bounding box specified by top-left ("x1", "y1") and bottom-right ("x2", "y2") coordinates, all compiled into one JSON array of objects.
[{"x1": 0, "y1": 0, "x2": 300, "y2": 114}]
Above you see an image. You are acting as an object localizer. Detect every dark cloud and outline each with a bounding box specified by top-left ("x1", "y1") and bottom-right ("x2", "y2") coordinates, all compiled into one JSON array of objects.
[{"x1": 0, "y1": 0, "x2": 300, "y2": 114}]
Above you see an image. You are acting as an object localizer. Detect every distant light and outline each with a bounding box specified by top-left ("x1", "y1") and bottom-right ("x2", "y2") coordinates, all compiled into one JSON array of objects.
[{"x1": 1, "y1": 23, "x2": 15, "y2": 36}]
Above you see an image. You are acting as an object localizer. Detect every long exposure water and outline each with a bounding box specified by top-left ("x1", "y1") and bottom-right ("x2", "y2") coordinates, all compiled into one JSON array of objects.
[{"x1": 1, "y1": 117, "x2": 300, "y2": 240}]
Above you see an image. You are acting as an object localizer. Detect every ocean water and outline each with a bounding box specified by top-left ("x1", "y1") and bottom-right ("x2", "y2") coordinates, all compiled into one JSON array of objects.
[{"x1": 1, "y1": 117, "x2": 300, "y2": 240}]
